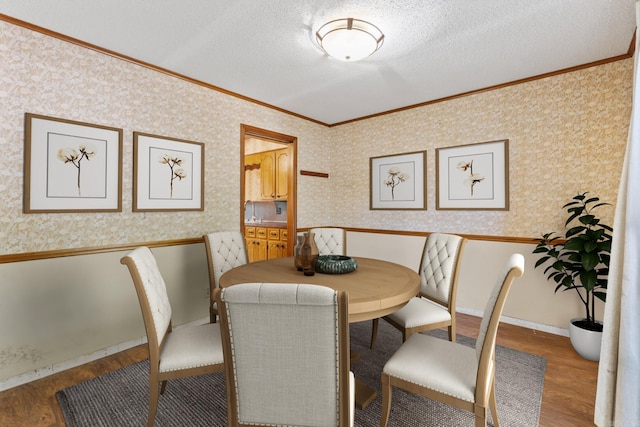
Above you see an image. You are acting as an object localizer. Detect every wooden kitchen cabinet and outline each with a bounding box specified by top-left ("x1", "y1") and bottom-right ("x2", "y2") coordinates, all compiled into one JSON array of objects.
[
  {"x1": 245, "y1": 237, "x2": 266, "y2": 262},
  {"x1": 280, "y1": 229, "x2": 289, "y2": 256},
  {"x1": 245, "y1": 227, "x2": 267, "y2": 262},
  {"x1": 259, "y1": 148, "x2": 289, "y2": 201},
  {"x1": 244, "y1": 153, "x2": 262, "y2": 201},
  {"x1": 267, "y1": 228, "x2": 288, "y2": 259},
  {"x1": 245, "y1": 226, "x2": 287, "y2": 262},
  {"x1": 275, "y1": 149, "x2": 289, "y2": 200}
]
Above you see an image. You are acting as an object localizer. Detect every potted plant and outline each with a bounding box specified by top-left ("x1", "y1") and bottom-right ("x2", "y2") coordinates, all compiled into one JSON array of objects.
[{"x1": 533, "y1": 192, "x2": 613, "y2": 361}]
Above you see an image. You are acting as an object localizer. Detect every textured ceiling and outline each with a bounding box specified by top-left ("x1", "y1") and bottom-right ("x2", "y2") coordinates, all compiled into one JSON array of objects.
[{"x1": 0, "y1": 0, "x2": 635, "y2": 125}]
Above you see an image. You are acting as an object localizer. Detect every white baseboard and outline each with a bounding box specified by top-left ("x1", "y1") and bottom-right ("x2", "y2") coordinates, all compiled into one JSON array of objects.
[
  {"x1": 0, "y1": 317, "x2": 209, "y2": 392},
  {"x1": 457, "y1": 307, "x2": 570, "y2": 337}
]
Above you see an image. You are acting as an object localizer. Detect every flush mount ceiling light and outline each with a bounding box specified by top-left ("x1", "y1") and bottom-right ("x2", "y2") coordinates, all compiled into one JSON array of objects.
[{"x1": 316, "y1": 18, "x2": 384, "y2": 62}]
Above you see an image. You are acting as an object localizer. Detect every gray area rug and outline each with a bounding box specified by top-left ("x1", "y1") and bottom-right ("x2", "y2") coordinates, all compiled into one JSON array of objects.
[{"x1": 57, "y1": 320, "x2": 546, "y2": 426}]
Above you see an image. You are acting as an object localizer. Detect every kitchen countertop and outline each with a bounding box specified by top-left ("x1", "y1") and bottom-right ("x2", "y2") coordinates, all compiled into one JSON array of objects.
[{"x1": 244, "y1": 222, "x2": 287, "y2": 229}]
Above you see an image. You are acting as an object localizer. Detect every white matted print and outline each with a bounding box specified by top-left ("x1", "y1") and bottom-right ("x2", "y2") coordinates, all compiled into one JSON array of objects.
[
  {"x1": 436, "y1": 139, "x2": 509, "y2": 210},
  {"x1": 133, "y1": 132, "x2": 204, "y2": 211},
  {"x1": 370, "y1": 151, "x2": 426, "y2": 210},
  {"x1": 24, "y1": 113, "x2": 122, "y2": 213}
]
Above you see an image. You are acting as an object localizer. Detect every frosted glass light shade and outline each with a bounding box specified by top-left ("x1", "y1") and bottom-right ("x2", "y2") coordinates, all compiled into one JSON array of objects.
[{"x1": 316, "y1": 18, "x2": 384, "y2": 61}]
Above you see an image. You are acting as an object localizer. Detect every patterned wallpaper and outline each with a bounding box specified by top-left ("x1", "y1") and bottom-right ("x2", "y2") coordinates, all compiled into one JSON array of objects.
[
  {"x1": 0, "y1": 20, "x2": 633, "y2": 255},
  {"x1": 329, "y1": 60, "x2": 633, "y2": 237},
  {"x1": 0, "y1": 21, "x2": 333, "y2": 255}
]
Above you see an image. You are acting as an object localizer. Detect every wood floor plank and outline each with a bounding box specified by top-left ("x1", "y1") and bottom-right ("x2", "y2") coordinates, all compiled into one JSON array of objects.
[{"x1": 0, "y1": 313, "x2": 597, "y2": 426}]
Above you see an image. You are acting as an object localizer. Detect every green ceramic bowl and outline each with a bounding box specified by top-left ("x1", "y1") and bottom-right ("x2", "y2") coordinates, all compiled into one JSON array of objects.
[{"x1": 315, "y1": 255, "x2": 358, "y2": 274}]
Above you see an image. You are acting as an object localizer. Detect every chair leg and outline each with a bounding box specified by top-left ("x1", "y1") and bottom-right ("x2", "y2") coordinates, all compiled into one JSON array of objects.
[
  {"x1": 489, "y1": 377, "x2": 500, "y2": 427},
  {"x1": 148, "y1": 381, "x2": 160, "y2": 427},
  {"x1": 474, "y1": 412, "x2": 487, "y2": 427},
  {"x1": 450, "y1": 315, "x2": 457, "y2": 342},
  {"x1": 448, "y1": 324, "x2": 456, "y2": 342},
  {"x1": 473, "y1": 404, "x2": 488, "y2": 427},
  {"x1": 370, "y1": 318, "x2": 379, "y2": 349},
  {"x1": 380, "y1": 373, "x2": 392, "y2": 427},
  {"x1": 210, "y1": 304, "x2": 217, "y2": 324}
]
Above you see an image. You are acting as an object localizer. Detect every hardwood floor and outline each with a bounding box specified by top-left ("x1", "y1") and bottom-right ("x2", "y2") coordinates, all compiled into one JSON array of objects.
[
  {"x1": 455, "y1": 314, "x2": 599, "y2": 427},
  {"x1": 0, "y1": 313, "x2": 598, "y2": 426}
]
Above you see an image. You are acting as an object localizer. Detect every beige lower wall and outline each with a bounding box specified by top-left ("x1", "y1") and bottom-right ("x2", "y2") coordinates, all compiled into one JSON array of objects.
[
  {"x1": 0, "y1": 244, "x2": 211, "y2": 389},
  {"x1": 0, "y1": 231, "x2": 603, "y2": 390}
]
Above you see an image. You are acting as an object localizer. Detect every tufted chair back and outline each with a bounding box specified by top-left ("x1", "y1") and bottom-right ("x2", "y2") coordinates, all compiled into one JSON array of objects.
[
  {"x1": 369, "y1": 232, "x2": 466, "y2": 348},
  {"x1": 121, "y1": 246, "x2": 225, "y2": 426},
  {"x1": 216, "y1": 283, "x2": 354, "y2": 426},
  {"x1": 122, "y1": 246, "x2": 172, "y2": 349},
  {"x1": 419, "y1": 232, "x2": 466, "y2": 305},
  {"x1": 311, "y1": 227, "x2": 346, "y2": 255},
  {"x1": 204, "y1": 231, "x2": 248, "y2": 323}
]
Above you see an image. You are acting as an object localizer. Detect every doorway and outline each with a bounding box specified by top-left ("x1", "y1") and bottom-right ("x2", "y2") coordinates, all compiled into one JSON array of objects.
[{"x1": 240, "y1": 124, "x2": 297, "y2": 260}]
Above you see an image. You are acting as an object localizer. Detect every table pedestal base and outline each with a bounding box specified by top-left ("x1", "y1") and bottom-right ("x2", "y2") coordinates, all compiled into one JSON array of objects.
[
  {"x1": 351, "y1": 350, "x2": 376, "y2": 409},
  {"x1": 355, "y1": 378, "x2": 377, "y2": 409}
]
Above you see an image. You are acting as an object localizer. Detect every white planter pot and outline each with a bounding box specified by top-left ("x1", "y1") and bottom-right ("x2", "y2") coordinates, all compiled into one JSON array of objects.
[{"x1": 568, "y1": 318, "x2": 603, "y2": 361}]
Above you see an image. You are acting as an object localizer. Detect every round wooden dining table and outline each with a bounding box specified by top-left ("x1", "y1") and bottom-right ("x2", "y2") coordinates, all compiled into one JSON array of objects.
[
  {"x1": 219, "y1": 256, "x2": 419, "y2": 322},
  {"x1": 219, "y1": 255, "x2": 420, "y2": 409}
]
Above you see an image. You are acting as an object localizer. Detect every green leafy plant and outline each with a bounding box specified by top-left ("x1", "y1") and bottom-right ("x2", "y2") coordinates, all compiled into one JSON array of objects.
[{"x1": 533, "y1": 192, "x2": 613, "y2": 332}]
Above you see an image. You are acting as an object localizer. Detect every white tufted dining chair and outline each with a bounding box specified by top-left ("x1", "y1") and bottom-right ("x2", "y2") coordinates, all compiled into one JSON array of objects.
[
  {"x1": 204, "y1": 231, "x2": 248, "y2": 323},
  {"x1": 310, "y1": 227, "x2": 346, "y2": 255},
  {"x1": 380, "y1": 254, "x2": 525, "y2": 427},
  {"x1": 215, "y1": 282, "x2": 355, "y2": 427},
  {"x1": 120, "y1": 247, "x2": 225, "y2": 427},
  {"x1": 370, "y1": 233, "x2": 466, "y2": 348}
]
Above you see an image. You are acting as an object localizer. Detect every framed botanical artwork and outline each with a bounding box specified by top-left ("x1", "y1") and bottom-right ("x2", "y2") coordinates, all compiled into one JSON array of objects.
[
  {"x1": 436, "y1": 139, "x2": 509, "y2": 210},
  {"x1": 370, "y1": 150, "x2": 427, "y2": 210},
  {"x1": 133, "y1": 132, "x2": 204, "y2": 212},
  {"x1": 24, "y1": 113, "x2": 123, "y2": 213}
]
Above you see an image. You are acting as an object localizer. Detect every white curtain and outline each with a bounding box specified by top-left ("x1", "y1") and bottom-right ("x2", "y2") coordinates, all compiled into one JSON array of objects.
[{"x1": 594, "y1": 3, "x2": 640, "y2": 426}]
